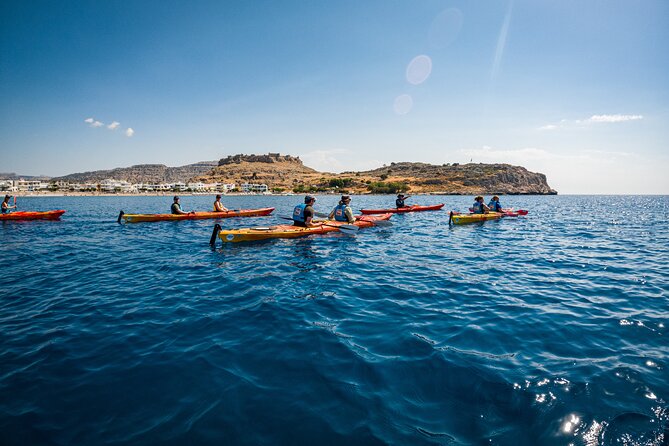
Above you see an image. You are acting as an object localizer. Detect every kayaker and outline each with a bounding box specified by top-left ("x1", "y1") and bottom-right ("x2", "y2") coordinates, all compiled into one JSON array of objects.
[
  {"x1": 488, "y1": 195, "x2": 503, "y2": 212},
  {"x1": 396, "y1": 193, "x2": 411, "y2": 208},
  {"x1": 329, "y1": 195, "x2": 355, "y2": 223},
  {"x1": 171, "y1": 196, "x2": 195, "y2": 215},
  {"x1": 293, "y1": 195, "x2": 317, "y2": 227},
  {"x1": 213, "y1": 194, "x2": 228, "y2": 212},
  {"x1": 472, "y1": 196, "x2": 490, "y2": 214},
  {"x1": 2, "y1": 195, "x2": 16, "y2": 214}
]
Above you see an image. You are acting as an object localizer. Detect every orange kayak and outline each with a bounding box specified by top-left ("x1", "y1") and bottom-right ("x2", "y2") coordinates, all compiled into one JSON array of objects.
[
  {"x1": 119, "y1": 207, "x2": 275, "y2": 223},
  {"x1": 213, "y1": 214, "x2": 392, "y2": 243},
  {"x1": 0, "y1": 210, "x2": 66, "y2": 220}
]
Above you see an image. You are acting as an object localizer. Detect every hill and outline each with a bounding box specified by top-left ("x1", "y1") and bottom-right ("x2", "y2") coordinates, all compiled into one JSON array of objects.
[
  {"x1": 53, "y1": 161, "x2": 218, "y2": 183},
  {"x1": 192, "y1": 154, "x2": 557, "y2": 195}
]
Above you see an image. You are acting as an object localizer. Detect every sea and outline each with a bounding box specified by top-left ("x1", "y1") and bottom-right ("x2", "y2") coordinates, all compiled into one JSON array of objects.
[{"x1": 1, "y1": 194, "x2": 667, "y2": 446}]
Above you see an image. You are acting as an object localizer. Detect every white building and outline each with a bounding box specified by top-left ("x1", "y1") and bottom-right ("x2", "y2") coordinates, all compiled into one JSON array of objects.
[
  {"x1": 240, "y1": 183, "x2": 269, "y2": 193},
  {"x1": 15, "y1": 179, "x2": 49, "y2": 192}
]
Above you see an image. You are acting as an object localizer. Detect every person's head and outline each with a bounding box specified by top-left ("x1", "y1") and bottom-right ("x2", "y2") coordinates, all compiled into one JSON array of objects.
[
  {"x1": 397, "y1": 194, "x2": 405, "y2": 199},
  {"x1": 340, "y1": 195, "x2": 351, "y2": 204},
  {"x1": 492, "y1": 195, "x2": 499, "y2": 201},
  {"x1": 475, "y1": 195, "x2": 483, "y2": 202},
  {"x1": 4, "y1": 194, "x2": 11, "y2": 202},
  {"x1": 215, "y1": 194, "x2": 222, "y2": 199},
  {"x1": 304, "y1": 195, "x2": 316, "y2": 204},
  {"x1": 173, "y1": 196, "x2": 180, "y2": 202}
]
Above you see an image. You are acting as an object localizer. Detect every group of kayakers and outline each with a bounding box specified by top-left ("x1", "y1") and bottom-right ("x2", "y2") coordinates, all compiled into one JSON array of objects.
[
  {"x1": 172, "y1": 192, "x2": 505, "y2": 225},
  {"x1": 171, "y1": 194, "x2": 230, "y2": 215},
  {"x1": 472, "y1": 195, "x2": 503, "y2": 213}
]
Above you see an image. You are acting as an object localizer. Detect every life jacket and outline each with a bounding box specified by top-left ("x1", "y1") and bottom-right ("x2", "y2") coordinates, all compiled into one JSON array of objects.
[
  {"x1": 396, "y1": 198, "x2": 405, "y2": 208},
  {"x1": 171, "y1": 203, "x2": 182, "y2": 214},
  {"x1": 333, "y1": 204, "x2": 349, "y2": 222},
  {"x1": 1, "y1": 202, "x2": 8, "y2": 214},
  {"x1": 293, "y1": 204, "x2": 307, "y2": 222},
  {"x1": 472, "y1": 202, "x2": 484, "y2": 214},
  {"x1": 488, "y1": 200, "x2": 502, "y2": 212}
]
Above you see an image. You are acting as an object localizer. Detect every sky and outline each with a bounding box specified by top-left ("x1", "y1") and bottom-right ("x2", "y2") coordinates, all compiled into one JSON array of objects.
[{"x1": 1, "y1": 0, "x2": 668, "y2": 194}]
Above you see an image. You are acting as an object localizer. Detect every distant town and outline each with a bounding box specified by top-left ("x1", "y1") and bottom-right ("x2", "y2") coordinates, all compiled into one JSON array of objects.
[{"x1": 0, "y1": 178, "x2": 269, "y2": 194}]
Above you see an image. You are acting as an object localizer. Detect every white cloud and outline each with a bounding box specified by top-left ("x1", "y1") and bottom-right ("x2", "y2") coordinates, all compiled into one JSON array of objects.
[
  {"x1": 107, "y1": 121, "x2": 120, "y2": 130},
  {"x1": 125, "y1": 128, "x2": 135, "y2": 137},
  {"x1": 584, "y1": 114, "x2": 643, "y2": 123},
  {"x1": 84, "y1": 117, "x2": 104, "y2": 127},
  {"x1": 539, "y1": 114, "x2": 643, "y2": 130}
]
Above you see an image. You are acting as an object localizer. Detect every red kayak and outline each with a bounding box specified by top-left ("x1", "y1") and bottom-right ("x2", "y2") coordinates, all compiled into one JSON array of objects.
[
  {"x1": 360, "y1": 204, "x2": 444, "y2": 215},
  {"x1": 0, "y1": 210, "x2": 66, "y2": 220}
]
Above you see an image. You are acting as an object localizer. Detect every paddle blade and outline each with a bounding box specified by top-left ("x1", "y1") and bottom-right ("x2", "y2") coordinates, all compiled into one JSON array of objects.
[
  {"x1": 370, "y1": 220, "x2": 392, "y2": 227},
  {"x1": 337, "y1": 225, "x2": 359, "y2": 234}
]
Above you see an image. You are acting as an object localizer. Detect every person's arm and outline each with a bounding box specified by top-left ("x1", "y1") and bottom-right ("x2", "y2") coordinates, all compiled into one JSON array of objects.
[
  {"x1": 345, "y1": 207, "x2": 355, "y2": 223},
  {"x1": 328, "y1": 208, "x2": 335, "y2": 220},
  {"x1": 305, "y1": 208, "x2": 317, "y2": 227}
]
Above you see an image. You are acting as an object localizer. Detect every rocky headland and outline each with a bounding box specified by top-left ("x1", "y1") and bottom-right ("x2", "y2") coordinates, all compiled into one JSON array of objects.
[{"x1": 47, "y1": 153, "x2": 557, "y2": 194}]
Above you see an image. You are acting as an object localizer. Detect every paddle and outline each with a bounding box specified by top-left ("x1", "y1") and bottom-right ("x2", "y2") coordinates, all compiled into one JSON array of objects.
[{"x1": 278, "y1": 216, "x2": 359, "y2": 234}]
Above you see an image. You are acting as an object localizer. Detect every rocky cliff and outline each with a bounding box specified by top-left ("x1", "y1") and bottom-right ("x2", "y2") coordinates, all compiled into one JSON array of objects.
[
  {"x1": 193, "y1": 154, "x2": 557, "y2": 195},
  {"x1": 53, "y1": 161, "x2": 218, "y2": 183}
]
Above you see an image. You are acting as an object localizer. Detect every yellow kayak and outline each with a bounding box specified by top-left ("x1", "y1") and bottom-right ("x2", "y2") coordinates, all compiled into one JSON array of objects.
[
  {"x1": 449, "y1": 211, "x2": 503, "y2": 225},
  {"x1": 211, "y1": 214, "x2": 392, "y2": 243}
]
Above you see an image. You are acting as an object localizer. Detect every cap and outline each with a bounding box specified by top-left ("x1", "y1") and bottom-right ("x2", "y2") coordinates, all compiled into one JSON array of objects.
[
  {"x1": 492, "y1": 195, "x2": 499, "y2": 200},
  {"x1": 174, "y1": 196, "x2": 180, "y2": 201},
  {"x1": 304, "y1": 195, "x2": 315, "y2": 203},
  {"x1": 475, "y1": 195, "x2": 483, "y2": 201},
  {"x1": 397, "y1": 194, "x2": 405, "y2": 198},
  {"x1": 341, "y1": 195, "x2": 351, "y2": 201}
]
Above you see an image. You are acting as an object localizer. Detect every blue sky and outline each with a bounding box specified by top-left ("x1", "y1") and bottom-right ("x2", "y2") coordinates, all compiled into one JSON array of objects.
[{"x1": 1, "y1": 0, "x2": 667, "y2": 194}]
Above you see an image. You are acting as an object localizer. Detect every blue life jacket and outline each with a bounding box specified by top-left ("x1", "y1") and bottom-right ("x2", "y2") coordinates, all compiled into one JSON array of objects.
[
  {"x1": 472, "y1": 202, "x2": 484, "y2": 213},
  {"x1": 333, "y1": 204, "x2": 349, "y2": 222},
  {"x1": 293, "y1": 204, "x2": 307, "y2": 222},
  {"x1": 488, "y1": 200, "x2": 502, "y2": 212}
]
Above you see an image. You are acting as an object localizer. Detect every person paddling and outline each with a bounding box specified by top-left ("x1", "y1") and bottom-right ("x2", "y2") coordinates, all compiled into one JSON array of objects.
[
  {"x1": 396, "y1": 193, "x2": 411, "y2": 208},
  {"x1": 171, "y1": 196, "x2": 195, "y2": 215},
  {"x1": 329, "y1": 195, "x2": 355, "y2": 223},
  {"x1": 2, "y1": 195, "x2": 16, "y2": 214},
  {"x1": 293, "y1": 195, "x2": 317, "y2": 227},
  {"x1": 213, "y1": 194, "x2": 228, "y2": 212},
  {"x1": 472, "y1": 196, "x2": 490, "y2": 214},
  {"x1": 488, "y1": 195, "x2": 503, "y2": 212}
]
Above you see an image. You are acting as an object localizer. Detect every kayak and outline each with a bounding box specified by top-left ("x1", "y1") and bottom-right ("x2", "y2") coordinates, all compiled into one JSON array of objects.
[
  {"x1": 360, "y1": 204, "x2": 444, "y2": 215},
  {"x1": 449, "y1": 211, "x2": 503, "y2": 225},
  {"x1": 0, "y1": 210, "x2": 66, "y2": 221},
  {"x1": 468, "y1": 208, "x2": 528, "y2": 217},
  {"x1": 214, "y1": 214, "x2": 392, "y2": 243},
  {"x1": 119, "y1": 207, "x2": 275, "y2": 223}
]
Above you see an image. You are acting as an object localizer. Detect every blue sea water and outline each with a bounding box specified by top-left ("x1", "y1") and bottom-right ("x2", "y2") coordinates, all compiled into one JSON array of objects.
[{"x1": 1, "y1": 194, "x2": 667, "y2": 445}]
